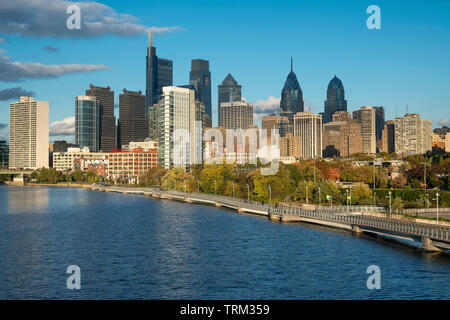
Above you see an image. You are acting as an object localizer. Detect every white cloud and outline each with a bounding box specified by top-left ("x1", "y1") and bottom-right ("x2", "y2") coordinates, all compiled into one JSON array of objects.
[
  {"x1": 0, "y1": 54, "x2": 109, "y2": 82},
  {"x1": 50, "y1": 117, "x2": 75, "y2": 136},
  {"x1": 439, "y1": 118, "x2": 449, "y2": 126},
  {"x1": 0, "y1": 0, "x2": 183, "y2": 38},
  {"x1": 253, "y1": 96, "x2": 281, "y2": 114}
]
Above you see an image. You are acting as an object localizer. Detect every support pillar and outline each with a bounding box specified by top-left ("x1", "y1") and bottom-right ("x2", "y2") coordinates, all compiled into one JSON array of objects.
[{"x1": 422, "y1": 237, "x2": 442, "y2": 252}]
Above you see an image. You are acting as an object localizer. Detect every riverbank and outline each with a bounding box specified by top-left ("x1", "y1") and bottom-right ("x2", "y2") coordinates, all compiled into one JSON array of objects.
[{"x1": 3, "y1": 182, "x2": 93, "y2": 188}]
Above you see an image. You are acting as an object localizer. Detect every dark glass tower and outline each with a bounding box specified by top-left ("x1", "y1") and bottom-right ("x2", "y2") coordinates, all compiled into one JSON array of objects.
[
  {"x1": 190, "y1": 59, "x2": 212, "y2": 119},
  {"x1": 323, "y1": 75, "x2": 347, "y2": 124},
  {"x1": 146, "y1": 32, "x2": 173, "y2": 139},
  {"x1": 118, "y1": 89, "x2": 148, "y2": 147},
  {"x1": 218, "y1": 74, "x2": 241, "y2": 125},
  {"x1": 280, "y1": 57, "x2": 304, "y2": 119}
]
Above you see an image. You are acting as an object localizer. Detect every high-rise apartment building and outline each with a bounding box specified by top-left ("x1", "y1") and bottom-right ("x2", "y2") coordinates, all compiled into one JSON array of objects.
[
  {"x1": 323, "y1": 75, "x2": 347, "y2": 124},
  {"x1": 218, "y1": 74, "x2": 242, "y2": 125},
  {"x1": 157, "y1": 86, "x2": 204, "y2": 169},
  {"x1": 219, "y1": 101, "x2": 253, "y2": 130},
  {"x1": 75, "y1": 96, "x2": 100, "y2": 152},
  {"x1": 293, "y1": 112, "x2": 322, "y2": 159},
  {"x1": 0, "y1": 140, "x2": 9, "y2": 168},
  {"x1": 146, "y1": 32, "x2": 173, "y2": 139},
  {"x1": 190, "y1": 59, "x2": 212, "y2": 120},
  {"x1": 381, "y1": 120, "x2": 396, "y2": 154},
  {"x1": 280, "y1": 58, "x2": 304, "y2": 118},
  {"x1": 394, "y1": 113, "x2": 432, "y2": 156},
  {"x1": 353, "y1": 106, "x2": 376, "y2": 154},
  {"x1": 322, "y1": 111, "x2": 362, "y2": 158},
  {"x1": 9, "y1": 97, "x2": 49, "y2": 169},
  {"x1": 118, "y1": 89, "x2": 148, "y2": 147},
  {"x1": 279, "y1": 133, "x2": 301, "y2": 158},
  {"x1": 85, "y1": 84, "x2": 116, "y2": 152},
  {"x1": 262, "y1": 114, "x2": 292, "y2": 139}
]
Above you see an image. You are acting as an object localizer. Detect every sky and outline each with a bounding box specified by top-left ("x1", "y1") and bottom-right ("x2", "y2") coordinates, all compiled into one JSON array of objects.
[{"x1": 0, "y1": 0, "x2": 449, "y2": 143}]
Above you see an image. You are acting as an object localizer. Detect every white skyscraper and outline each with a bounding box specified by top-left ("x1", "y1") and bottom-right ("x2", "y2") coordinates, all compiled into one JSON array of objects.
[
  {"x1": 157, "y1": 86, "x2": 204, "y2": 169},
  {"x1": 9, "y1": 97, "x2": 49, "y2": 169},
  {"x1": 395, "y1": 113, "x2": 432, "y2": 156},
  {"x1": 352, "y1": 106, "x2": 376, "y2": 154},
  {"x1": 293, "y1": 112, "x2": 322, "y2": 159}
]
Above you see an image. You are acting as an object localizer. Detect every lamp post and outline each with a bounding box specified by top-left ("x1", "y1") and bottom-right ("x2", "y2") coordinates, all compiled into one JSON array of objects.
[
  {"x1": 313, "y1": 158, "x2": 316, "y2": 187},
  {"x1": 196, "y1": 177, "x2": 200, "y2": 193},
  {"x1": 433, "y1": 193, "x2": 440, "y2": 222},
  {"x1": 426, "y1": 193, "x2": 430, "y2": 209},
  {"x1": 268, "y1": 185, "x2": 272, "y2": 204},
  {"x1": 214, "y1": 180, "x2": 217, "y2": 196},
  {"x1": 387, "y1": 191, "x2": 392, "y2": 217},
  {"x1": 374, "y1": 192, "x2": 376, "y2": 206},
  {"x1": 306, "y1": 185, "x2": 309, "y2": 204},
  {"x1": 232, "y1": 182, "x2": 235, "y2": 198},
  {"x1": 346, "y1": 189, "x2": 349, "y2": 213},
  {"x1": 184, "y1": 179, "x2": 186, "y2": 194},
  {"x1": 373, "y1": 154, "x2": 376, "y2": 189},
  {"x1": 247, "y1": 183, "x2": 249, "y2": 202},
  {"x1": 318, "y1": 186, "x2": 321, "y2": 206},
  {"x1": 349, "y1": 186, "x2": 352, "y2": 207}
]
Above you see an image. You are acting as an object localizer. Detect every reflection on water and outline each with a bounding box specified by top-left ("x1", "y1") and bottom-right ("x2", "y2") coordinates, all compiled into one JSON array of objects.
[
  {"x1": 0, "y1": 185, "x2": 449, "y2": 300},
  {"x1": 5, "y1": 186, "x2": 49, "y2": 214}
]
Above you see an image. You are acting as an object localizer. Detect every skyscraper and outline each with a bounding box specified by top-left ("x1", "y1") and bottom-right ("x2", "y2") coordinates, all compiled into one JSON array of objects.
[
  {"x1": 280, "y1": 58, "x2": 304, "y2": 118},
  {"x1": 118, "y1": 89, "x2": 148, "y2": 147},
  {"x1": 293, "y1": 112, "x2": 322, "y2": 159},
  {"x1": 218, "y1": 74, "x2": 241, "y2": 125},
  {"x1": 190, "y1": 59, "x2": 212, "y2": 120},
  {"x1": 381, "y1": 120, "x2": 395, "y2": 154},
  {"x1": 394, "y1": 113, "x2": 432, "y2": 156},
  {"x1": 323, "y1": 75, "x2": 347, "y2": 124},
  {"x1": 219, "y1": 101, "x2": 254, "y2": 130},
  {"x1": 373, "y1": 106, "x2": 385, "y2": 151},
  {"x1": 353, "y1": 106, "x2": 376, "y2": 154},
  {"x1": 0, "y1": 140, "x2": 8, "y2": 168},
  {"x1": 146, "y1": 32, "x2": 173, "y2": 139},
  {"x1": 157, "y1": 86, "x2": 204, "y2": 169},
  {"x1": 9, "y1": 97, "x2": 49, "y2": 169},
  {"x1": 75, "y1": 96, "x2": 100, "y2": 152},
  {"x1": 85, "y1": 84, "x2": 116, "y2": 152}
]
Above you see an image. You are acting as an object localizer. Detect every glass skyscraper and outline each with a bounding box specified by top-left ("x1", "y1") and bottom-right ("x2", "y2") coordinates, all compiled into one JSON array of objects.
[
  {"x1": 280, "y1": 58, "x2": 304, "y2": 118},
  {"x1": 190, "y1": 59, "x2": 212, "y2": 120},
  {"x1": 218, "y1": 74, "x2": 241, "y2": 125},
  {"x1": 323, "y1": 75, "x2": 347, "y2": 124},
  {"x1": 75, "y1": 96, "x2": 100, "y2": 152}
]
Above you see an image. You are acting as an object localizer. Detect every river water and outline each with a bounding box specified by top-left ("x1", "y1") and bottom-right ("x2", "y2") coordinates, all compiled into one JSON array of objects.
[{"x1": 0, "y1": 185, "x2": 448, "y2": 299}]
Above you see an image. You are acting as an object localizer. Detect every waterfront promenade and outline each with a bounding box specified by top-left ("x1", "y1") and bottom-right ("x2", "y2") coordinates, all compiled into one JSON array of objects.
[{"x1": 92, "y1": 184, "x2": 450, "y2": 253}]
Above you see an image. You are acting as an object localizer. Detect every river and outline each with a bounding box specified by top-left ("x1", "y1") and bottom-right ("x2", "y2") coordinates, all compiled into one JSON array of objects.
[{"x1": 0, "y1": 185, "x2": 448, "y2": 299}]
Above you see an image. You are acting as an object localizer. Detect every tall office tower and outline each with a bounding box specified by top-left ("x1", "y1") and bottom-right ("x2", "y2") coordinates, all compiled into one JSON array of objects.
[
  {"x1": 85, "y1": 84, "x2": 116, "y2": 152},
  {"x1": 157, "y1": 86, "x2": 204, "y2": 169},
  {"x1": 373, "y1": 106, "x2": 385, "y2": 151},
  {"x1": 218, "y1": 74, "x2": 242, "y2": 125},
  {"x1": 279, "y1": 133, "x2": 302, "y2": 158},
  {"x1": 118, "y1": 89, "x2": 148, "y2": 147},
  {"x1": 219, "y1": 101, "x2": 254, "y2": 130},
  {"x1": 353, "y1": 106, "x2": 376, "y2": 154},
  {"x1": 190, "y1": 59, "x2": 212, "y2": 120},
  {"x1": 280, "y1": 57, "x2": 304, "y2": 119},
  {"x1": 75, "y1": 96, "x2": 100, "y2": 152},
  {"x1": 323, "y1": 75, "x2": 347, "y2": 124},
  {"x1": 9, "y1": 97, "x2": 49, "y2": 169},
  {"x1": 446, "y1": 133, "x2": 450, "y2": 152},
  {"x1": 146, "y1": 32, "x2": 173, "y2": 138},
  {"x1": 381, "y1": 120, "x2": 396, "y2": 154},
  {"x1": 0, "y1": 140, "x2": 8, "y2": 168},
  {"x1": 293, "y1": 112, "x2": 322, "y2": 159},
  {"x1": 322, "y1": 111, "x2": 362, "y2": 158},
  {"x1": 394, "y1": 113, "x2": 432, "y2": 156}
]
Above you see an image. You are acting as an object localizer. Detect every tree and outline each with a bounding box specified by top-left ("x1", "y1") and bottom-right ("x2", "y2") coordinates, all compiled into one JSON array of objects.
[
  {"x1": 352, "y1": 184, "x2": 373, "y2": 205},
  {"x1": 391, "y1": 174, "x2": 407, "y2": 188},
  {"x1": 392, "y1": 197, "x2": 404, "y2": 213}
]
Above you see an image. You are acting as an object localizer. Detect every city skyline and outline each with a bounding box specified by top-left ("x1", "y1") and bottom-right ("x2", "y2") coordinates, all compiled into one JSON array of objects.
[{"x1": 1, "y1": 0, "x2": 450, "y2": 144}]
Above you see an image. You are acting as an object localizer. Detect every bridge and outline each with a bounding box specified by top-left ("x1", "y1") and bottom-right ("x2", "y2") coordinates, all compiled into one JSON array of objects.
[
  {"x1": 92, "y1": 184, "x2": 450, "y2": 253},
  {"x1": 0, "y1": 170, "x2": 34, "y2": 182}
]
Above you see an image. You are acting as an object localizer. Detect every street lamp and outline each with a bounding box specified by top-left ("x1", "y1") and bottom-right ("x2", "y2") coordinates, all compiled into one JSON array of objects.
[
  {"x1": 184, "y1": 179, "x2": 186, "y2": 193},
  {"x1": 196, "y1": 177, "x2": 200, "y2": 193},
  {"x1": 306, "y1": 185, "x2": 309, "y2": 204},
  {"x1": 268, "y1": 185, "x2": 272, "y2": 204},
  {"x1": 318, "y1": 186, "x2": 321, "y2": 206},
  {"x1": 433, "y1": 193, "x2": 440, "y2": 222},
  {"x1": 426, "y1": 193, "x2": 430, "y2": 209},
  {"x1": 346, "y1": 189, "x2": 349, "y2": 213},
  {"x1": 232, "y1": 181, "x2": 235, "y2": 198},
  {"x1": 247, "y1": 183, "x2": 249, "y2": 202},
  {"x1": 374, "y1": 192, "x2": 377, "y2": 206},
  {"x1": 214, "y1": 180, "x2": 217, "y2": 196},
  {"x1": 387, "y1": 191, "x2": 392, "y2": 217}
]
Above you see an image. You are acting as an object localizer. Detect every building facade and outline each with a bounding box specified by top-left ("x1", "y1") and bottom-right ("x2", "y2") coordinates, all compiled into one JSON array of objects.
[
  {"x1": 353, "y1": 106, "x2": 376, "y2": 154},
  {"x1": 9, "y1": 97, "x2": 49, "y2": 169},
  {"x1": 219, "y1": 101, "x2": 253, "y2": 130},
  {"x1": 381, "y1": 120, "x2": 396, "y2": 154},
  {"x1": 280, "y1": 58, "x2": 304, "y2": 118},
  {"x1": 0, "y1": 140, "x2": 8, "y2": 168},
  {"x1": 157, "y1": 86, "x2": 204, "y2": 169},
  {"x1": 293, "y1": 112, "x2": 322, "y2": 159},
  {"x1": 218, "y1": 74, "x2": 242, "y2": 125},
  {"x1": 75, "y1": 96, "x2": 100, "y2": 152},
  {"x1": 118, "y1": 89, "x2": 148, "y2": 147},
  {"x1": 108, "y1": 148, "x2": 158, "y2": 180},
  {"x1": 190, "y1": 59, "x2": 212, "y2": 120},
  {"x1": 395, "y1": 113, "x2": 432, "y2": 156},
  {"x1": 85, "y1": 84, "x2": 116, "y2": 152},
  {"x1": 323, "y1": 75, "x2": 347, "y2": 124}
]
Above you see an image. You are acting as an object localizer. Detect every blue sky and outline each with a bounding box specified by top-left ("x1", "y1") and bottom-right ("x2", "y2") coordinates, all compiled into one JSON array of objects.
[{"x1": 0, "y1": 0, "x2": 449, "y2": 142}]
